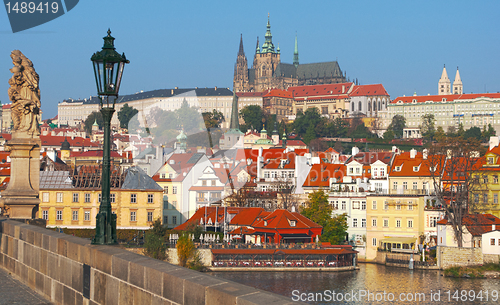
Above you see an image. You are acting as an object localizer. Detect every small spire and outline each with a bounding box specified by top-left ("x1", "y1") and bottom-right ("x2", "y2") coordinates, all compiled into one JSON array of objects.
[
  {"x1": 255, "y1": 36, "x2": 260, "y2": 54},
  {"x1": 293, "y1": 34, "x2": 299, "y2": 68},
  {"x1": 238, "y1": 34, "x2": 245, "y2": 56}
]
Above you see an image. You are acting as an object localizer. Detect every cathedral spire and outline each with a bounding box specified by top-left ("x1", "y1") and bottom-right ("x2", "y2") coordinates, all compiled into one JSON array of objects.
[
  {"x1": 255, "y1": 36, "x2": 260, "y2": 54},
  {"x1": 261, "y1": 14, "x2": 275, "y2": 53},
  {"x1": 238, "y1": 34, "x2": 245, "y2": 56},
  {"x1": 229, "y1": 90, "x2": 240, "y2": 130},
  {"x1": 293, "y1": 34, "x2": 299, "y2": 68}
]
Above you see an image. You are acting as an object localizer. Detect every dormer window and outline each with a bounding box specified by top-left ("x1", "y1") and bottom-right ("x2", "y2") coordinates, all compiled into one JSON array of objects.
[
  {"x1": 413, "y1": 166, "x2": 419, "y2": 172},
  {"x1": 290, "y1": 220, "x2": 296, "y2": 227},
  {"x1": 264, "y1": 220, "x2": 268, "y2": 226},
  {"x1": 488, "y1": 157, "x2": 495, "y2": 165},
  {"x1": 395, "y1": 166, "x2": 401, "y2": 171}
]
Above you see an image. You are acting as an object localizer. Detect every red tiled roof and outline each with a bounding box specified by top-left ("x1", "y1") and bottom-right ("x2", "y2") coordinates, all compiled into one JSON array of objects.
[
  {"x1": 72, "y1": 150, "x2": 125, "y2": 158},
  {"x1": 349, "y1": 151, "x2": 393, "y2": 165},
  {"x1": 236, "y1": 90, "x2": 268, "y2": 97},
  {"x1": 389, "y1": 151, "x2": 438, "y2": 177},
  {"x1": 438, "y1": 214, "x2": 500, "y2": 236},
  {"x1": 263, "y1": 89, "x2": 293, "y2": 98},
  {"x1": 252, "y1": 209, "x2": 322, "y2": 229},
  {"x1": 288, "y1": 83, "x2": 354, "y2": 99},
  {"x1": 303, "y1": 164, "x2": 346, "y2": 187},
  {"x1": 391, "y1": 93, "x2": 500, "y2": 104},
  {"x1": 2, "y1": 104, "x2": 11, "y2": 109},
  {"x1": 349, "y1": 84, "x2": 389, "y2": 97}
]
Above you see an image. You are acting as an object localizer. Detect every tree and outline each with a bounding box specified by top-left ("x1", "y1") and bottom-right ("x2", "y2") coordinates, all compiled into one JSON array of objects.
[
  {"x1": 143, "y1": 218, "x2": 167, "y2": 260},
  {"x1": 240, "y1": 105, "x2": 264, "y2": 132},
  {"x1": 387, "y1": 115, "x2": 406, "y2": 138},
  {"x1": 83, "y1": 111, "x2": 103, "y2": 134},
  {"x1": 176, "y1": 232, "x2": 195, "y2": 267},
  {"x1": 117, "y1": 103, "x2": 139, "y2": 129},
  {"x1": 301, "y1": 190, "x2": 348, "y2": 245},
  {"x1": 481, "y1": 124, "x2": 496, "y2": 142},
  {"x1": 425, "y1": 136, "x2": 485, "y2": 247},
  {"x1": 463, "y1": 126, "x2": 482, "y2": 140},
  {"x1": 303, "y1": 124, "x2": 316, "y2": 145},
  {"x1": 328, "y1": 117, "x2": 349, "y2": 138},
  {"x1": 434, "y1": 126, "x2": 445, "y2": 142},
  {"x1": 383, "y1": 130, "x2": 394, "y2": 141},
  {"x1": 202, "y1": 109, "x2": 225, "y2": 129},
  {"x1": 269, "y1": 177, "x2": 298, "y2": 210},
  {"x1": 420, "y1": 114, "x2": 435, "y2": 142}
]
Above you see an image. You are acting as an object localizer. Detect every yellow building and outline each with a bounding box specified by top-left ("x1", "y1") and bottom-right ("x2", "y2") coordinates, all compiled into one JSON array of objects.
[
  {"x1": 473, "y1": 144, "x2": 500, "y2": 217},
  {"x1": 388, "y1": 149, "x2": 435, "y2": 196},
  {"x1": 39, "y1": 167, "x2": 163, "y2": 229},
  {"x1": 365, "y1": 194, "x2": 426, "y2": 261}
]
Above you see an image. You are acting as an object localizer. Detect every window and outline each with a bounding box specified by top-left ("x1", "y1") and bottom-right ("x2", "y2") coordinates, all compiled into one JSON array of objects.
[
  {"x1": 84, "y1": 211, "x2": 90, "y2": 221},
  {"x1": 396, "y1": 204, "x2": 401, "y2": 210},
  {"x1": 56, "y1": 192, "x2": 63, "y2": 203},
  {"x1": 42, "y1": 210, "x2": 48, "y2": 220},
  {"x1": 483, "y1": 193, "x2": 488, "y2": 204},
  {"x1": 494, "y1": 176, "x2": 499, "y2": 184},
  {"x1": 403, "y1": 182, "x2": 408, "y2": 190},
  {"x1": 72, "y1": 210, "x2": 78, "y2": 221},
  {"x1": 264, "y1": 172, "x2": 270, "y2": 178},
  {"x1": 131, "y1": 194, "x2": 137, "y2": 203},
  {"x1": 483, "y1": 176, "x2": 489, "y2": 184},
  {"x1": 341, "y1": 202, "x2": 346, "y2": 210},
  {"x1": 72, "y1": 193, "x2": 79, "y2": 203},
  {"x1": 172, "y1": 216, "x2": 177, "y2": 225},
  {"x1": 396, "y1": 219, "x2": 401, "y2": 228},
  {"x1": 474, "y1": 194, "x2": 479, "y2": 204},
  {"x1": 352, "y1": 219, "x2": 358, "y2": 228},
  {"x1": 372, "y1": 201, "x2": 377, "y2": 210},
  {"x1": 164, "y1": 186, "x2": 168, "y2": 194},
  {"x1": 495, "y1": 194, "x2": 498, "y2": 204},
  {"x1": 408, "y1": 220, "x2": 413, "y2": 228},
  {"x1": 110, "y1": 193, "x2": 115, "y2": 203},
  {"x1": 383, "y1": 219, "x2": 389, "y2": 227},
  {"x1": 290, "y1": 220, "x2": 296, "y2": 227},
  {"x1": 408, "y1": 204, "x2": 413, "y2": 210},
  {"x1": 130, "y1": 211, "x2": 136, "y2": 222},
  {"x1": 56, "y1": 210, "x2": 62, "y2": 221},
  {"x1": 361, "y1": 219, "x2": 366, "y2": 228},
  {"x1": 148, "y1": 194, "x2": 154, "y2": 204},
  {"x1": 372, "y1": 218, "x2": 377, "y2": 227},
  {"x1": 164, "y1": 216, "x2": 168, "y2": 224},
  {"x1": 372, "y1": 238, "x2": 377, "y2": 247},
  {"x1": 491, "y1": 238, "x2": 496, "y2": 246},
  {"x1": 413, "y1": 182, "x2": 418, "y2": 190},
  {"x1": 384, "y1": 201, "x2": 389, "y2": 210},
  {"x1": 84, "y1": 193, "x2": 91, "y2": 203},
  {"x1": 42, "y1": 192, "x2": 49, "y2": 202},
  {"x1": 393, "y1": 182, "x2": 398, "y2": 190},
  {"x1": 147, "y1": 211, "x2": 153, "y2": 222},
  {"x1": 211, "y1": 180, "x2": 216, "y2": 186},
  {"x1": 430, "y1": 216, "x2": 439, "y2": 227},
  {"x1": 361, "y1": 202, "x2": 366, "y2": 210},
  {"x1": 98, "y1": 194, "x2": 102, "y2": 203},
  {"x1": 173, "y1": 186, "x2": 177, "y2": 194}
]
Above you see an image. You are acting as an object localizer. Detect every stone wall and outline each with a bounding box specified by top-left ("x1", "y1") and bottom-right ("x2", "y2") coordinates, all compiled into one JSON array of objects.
[
  {"x1": 437, "y1": 246, "x2": 483, "y2": 269},
  {"x1": 167, "y1": 248, "x2": 212, "y2": 267},
  {"x1": 484, "y1": 254, "x2": 500, "y2": 264},
  {"x1": 0, "y1": 219, "x2": 301, "y2": 305}
]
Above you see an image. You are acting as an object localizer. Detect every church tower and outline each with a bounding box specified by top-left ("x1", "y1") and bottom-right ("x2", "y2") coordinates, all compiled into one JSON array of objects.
[
  {"x1": 293, "y1": 34, "x2": 299, "y2": 68},
  {"x1": 252, "y1": 15, "x2": 281, "y2": 92},
  {"x1": 438, "y1": 65, "x2": 451, "y2": 95},
  {"x1": 233, "y1": 34, "x2": 249, "y2": 92},
  {"x1": 453, "y1": 67, "x2": 463, "y2": 95}
]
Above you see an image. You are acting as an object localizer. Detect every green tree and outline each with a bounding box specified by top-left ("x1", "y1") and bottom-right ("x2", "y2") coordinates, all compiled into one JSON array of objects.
[
  {"x1": 463, "y1": 126, "x2": 482, "y2": 140},
  {"x1": 457, "y1": 123, "x2": 465, "y2": 137},
  {"x1": 383, "y1": 129, "x2": 394, "y2": 141},
  {"x1": 293, "y1": 108, "x2": 323, "y2": 136},
  {"x1": 301, "y1": 190, "x2": 348, "y2": 245},
  {"x1": 202, "y1": 109, "x2": 225, "y2": 129},
  {"x1": 143, "y1": 218, "x2": 167, "y2": 260},
  {"x1": 481, "y1": 124, "x2": 496, "y2": 142},
  {"x1": 240, "y1": 105, "x2": 264, "y2": 132},
  {"x1": 83, "y1": 111, "x2": 103, "y2": 134},
  {"x1": 387, "y1": 115, "x2": 406, "y2": 138},
  {"x1": 117, "y1": 103, "x2": 139, "y2": 129},
  {"x1": 420, "y1": 114, "x2": 435, "y2": 142},
  {"x1": 328, "y1": 117, "x2": 349, "y2": 138},
  {"x1": 434, "y1": 126, "x2": 445, "y2": 142},
  {"x1": 176, "y1": 99, "x2": 202, "y2": 133},
  {"x1": 303, "y1": 124, "x2": 316, "y2": 145}
]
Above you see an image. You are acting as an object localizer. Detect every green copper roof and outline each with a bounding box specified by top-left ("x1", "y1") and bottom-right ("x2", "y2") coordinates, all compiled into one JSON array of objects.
[
  {"x1": 261, "y1": 15, "x2": 276, "y2": 54},
  {"x1": 293, "y1": 34, "x2": 299, "y2": 67}
]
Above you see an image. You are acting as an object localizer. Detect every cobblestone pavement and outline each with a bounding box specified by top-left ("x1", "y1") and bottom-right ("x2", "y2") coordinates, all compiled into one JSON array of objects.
[{"x1": 0, "y1": 267, "x2": 52, "y2": 304}]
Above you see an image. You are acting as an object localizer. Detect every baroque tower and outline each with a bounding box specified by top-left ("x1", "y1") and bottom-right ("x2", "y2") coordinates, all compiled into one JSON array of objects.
[
  {"x1": 453, "y1": 67, "x2": 463, "y2": 94},
  {"x1": 233, "y1": 34, "x2": 249, "y2": 92},
  {"x1": 438, "y1": 65, "x2": 451, "y2": 95}
]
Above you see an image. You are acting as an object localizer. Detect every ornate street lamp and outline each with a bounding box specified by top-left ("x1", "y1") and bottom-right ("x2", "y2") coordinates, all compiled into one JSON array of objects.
[{"x1": 91, "y1": 29, "x2": 129, "y2": 245}]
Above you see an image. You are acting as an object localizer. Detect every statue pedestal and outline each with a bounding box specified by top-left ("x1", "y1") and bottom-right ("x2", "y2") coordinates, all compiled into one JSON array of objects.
[{"x1": 0, "y1": 135, "x2": 40, "y2": 219}]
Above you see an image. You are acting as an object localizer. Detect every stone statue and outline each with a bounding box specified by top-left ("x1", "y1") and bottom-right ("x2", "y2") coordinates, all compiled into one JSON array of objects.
[{"x1": 8, "y1": 50, "x2": 41, "y2": 136}]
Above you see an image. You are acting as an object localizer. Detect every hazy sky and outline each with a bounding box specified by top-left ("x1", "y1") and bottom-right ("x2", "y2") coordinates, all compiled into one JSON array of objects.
[{"x1": 1, "y1": 0, "x2": 499, "y2": 119}]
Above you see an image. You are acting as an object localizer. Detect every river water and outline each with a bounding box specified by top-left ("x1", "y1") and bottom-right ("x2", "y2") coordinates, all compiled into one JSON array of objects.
[{"x1": 209, "y1": 263, "x2": 500, "y2": 304}]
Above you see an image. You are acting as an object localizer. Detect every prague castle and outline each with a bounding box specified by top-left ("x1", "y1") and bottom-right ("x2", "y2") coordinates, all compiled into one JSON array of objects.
[{"x1": 234, "y1": 16, "x2": 347, "y2": 92}]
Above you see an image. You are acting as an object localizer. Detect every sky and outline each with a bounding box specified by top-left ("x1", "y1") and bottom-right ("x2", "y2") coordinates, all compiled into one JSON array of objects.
[{"x1": 0, "y1": 0, "x2": 499, "y2": 119}]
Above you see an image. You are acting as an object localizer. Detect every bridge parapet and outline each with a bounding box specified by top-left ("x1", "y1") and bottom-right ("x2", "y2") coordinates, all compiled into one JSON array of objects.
[{"x1": 0, "y1": 218, "x2": 300, "y2": 305}]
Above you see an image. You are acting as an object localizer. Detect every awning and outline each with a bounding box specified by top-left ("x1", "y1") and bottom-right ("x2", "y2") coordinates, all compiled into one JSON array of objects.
[{"x1": 380, "y1": 237, "x2": 416, "y2": 244}]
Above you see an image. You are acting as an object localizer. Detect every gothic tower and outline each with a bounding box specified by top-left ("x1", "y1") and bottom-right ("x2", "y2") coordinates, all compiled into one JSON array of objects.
[
  {"x1": 453, "y1": 67, "x2": 463, "y2": 95},
  {"x1": 233, "y1": 34, "x2": 249, "y2": 92},
  {"x1": 438, "y1": 65, "x2": 451, "y2": 95},
  {"x1": 252, "y1": 15, "x2": 281, "y2": 92}
]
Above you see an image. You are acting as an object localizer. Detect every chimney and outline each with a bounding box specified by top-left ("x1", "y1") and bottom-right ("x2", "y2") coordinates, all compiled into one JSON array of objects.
[
  {"x1": 493, "y1": 224, "x2": 496, "y2": 231},
  {"x1": 410, "y1": 149, "x2": 416, "y2": 159},
  {"x1": 342, "y1": 85, "x2": 345, "y2": 93},
  {"x1": 423, "y1": 149, "x2": 428, "y2": 160},
  {"x1": 352, "y1": 146, "x2": 359, "y2": 156},
  {"x1": 489, "y1": 136, "x2": 499, "y2": 150}
]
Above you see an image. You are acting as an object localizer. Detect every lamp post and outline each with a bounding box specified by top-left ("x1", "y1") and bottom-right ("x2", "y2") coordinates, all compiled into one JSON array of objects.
[{"x1": 91, "y1": 29, "x2": 129, "y2": 245}]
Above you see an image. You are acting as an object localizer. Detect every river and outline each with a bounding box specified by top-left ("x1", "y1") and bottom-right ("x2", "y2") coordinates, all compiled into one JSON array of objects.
[{"x1": 209, "y1": 263, "x2": 500, "y2": 304}]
